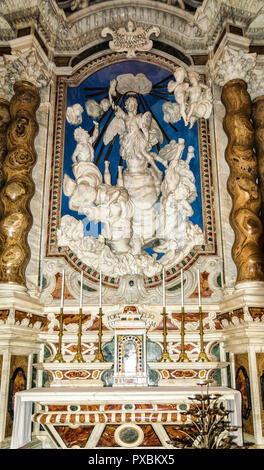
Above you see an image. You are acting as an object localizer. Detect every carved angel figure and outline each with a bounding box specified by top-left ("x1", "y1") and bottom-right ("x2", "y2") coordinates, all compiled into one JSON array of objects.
[
  {"x1": 104, "y1": 79, "x2": 163, "y2": 173},
  {"x1": 72, "y1": 123, "x2": 99, "y2": 163},
  {"x1": 185, "y1": 71, "x2": 213, "y2": 129},
  {"x1": 156, "y1": 141, "x2": 203, "y2": 253},
  {"x1": 164, "y1": 67, "x2": 212, "y2": 128},
  {"x1": 66, "y1": 103, "x2": 84, "y2": 125},
  {"x1": 167, "y1": 67, "x2": 189, "y2": 125},
  {"x1": 104, "y1": 79, "x2": 164, "y2": 242}
]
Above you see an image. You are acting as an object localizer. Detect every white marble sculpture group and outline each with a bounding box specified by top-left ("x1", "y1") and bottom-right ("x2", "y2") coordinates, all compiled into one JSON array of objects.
[
  {"x1": 58, "y1": 71, "x2": 208, "y2": 277},
  {"x1": 163, "y1": 66, "x2": 212, "y2": 128}
]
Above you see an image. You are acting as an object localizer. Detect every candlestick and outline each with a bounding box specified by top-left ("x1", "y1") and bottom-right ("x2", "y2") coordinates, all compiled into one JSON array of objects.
[
  {"x1": 159, "y1": 268, "x2": 172, "y2": 362},
  {"x1": 99, "y1": 270, "x2": 102, "y2": 308},
  {"x1": 52, "y1": 269, "x2": 66, "y2": 363},
  {"x1": 196, "y1": 269, "x2": 209, "y2": 362},
  {"x1": 60, "y1": 269, "x2": 65, "y2": 309},
  {"x1": 177, "y1": 269, "x2": 190, "y2": 362},
  {"x1": 162, "y1": 268, "x2": 165, "y2": 308},
  {"x1": 71, "y1": 271, "x2": 85, "y2": 363},
  {"x1": 159, "y1": 306, "x2": 173, "y2": 362},
  {"x1": 92, "y1": 306, "x2": 106, "y2": 363},
  {"x1": 197, "y1": 269, "x2": 201, "y2": 307},
  {"x1": 181, "y1": 268, "x2": 184, "y2": 308},
  {"x1": 196, "y1": 305, "x2": 210, "y2": 362},
  {"x1": 80, "y1": 270, "x2": 83, "y2": 309}
]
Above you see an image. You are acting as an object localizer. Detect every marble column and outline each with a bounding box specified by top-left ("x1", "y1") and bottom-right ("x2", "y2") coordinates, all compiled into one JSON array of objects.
[
  {"x1": 221, "y1": 79, "x2": 264, "y2": 284},
  {"x1": 252, "y1": 95, "x2": 264, "y2": 227},
  {"x1": 0, "y1": 99, "x2": 10, "y2": 187},
  {"x1": 0, "y1": 81, "x2": 40, "y2": 287}
]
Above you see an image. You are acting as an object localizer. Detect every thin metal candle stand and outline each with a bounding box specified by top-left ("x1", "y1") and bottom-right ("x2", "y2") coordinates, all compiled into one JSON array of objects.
[
  {"x1": 177, "y1": 306, "x2": 190, "y2": 362},
  {"x1": 159, "y1": 306, "x2": 173, "y2": 362},
  {"x1": 92, "y1": 307, "x2": 106, "y2": 362},
  {"x1": 52, "y1": 307, "x2": 65, "y2": 362},
  {"x1": 196, "y1": 305, "x2": 210, "y2": 362},
  {"x1": 71, "y1": 307, "x2": 85, "y2": 363}
]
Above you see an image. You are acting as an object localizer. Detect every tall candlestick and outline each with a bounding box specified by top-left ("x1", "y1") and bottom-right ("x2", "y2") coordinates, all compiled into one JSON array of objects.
[
  {"x1": 197, "y1": 269, "x2": 201, "y2": 307},
  {"x1": 99, "y1": 270, "x2": 102, "y2": 308},
  {"x1": 79, "y1": 270, "x2": 83, "y2": 309},
  {"x1": 162, "y1": 268, "x2": 165, "y2": 307},
  {"x1": 72, "y1": 270, "x2": 85, "y2": 363},
  {"x1": 93, "y1": 270, "x2": 106, "y2": 363},
  {"x1": 60, "y1": 269, "x2": 65, "y2": 308},
  {"x1": 181, "y1": 269, "x2": 184, "y2": 307},
  {"x1": 52, "y1": 268, "x2": 66, "y2": 362},
  {"x1": 196, "y1": 268, "x2": 209, "y2": 362}
]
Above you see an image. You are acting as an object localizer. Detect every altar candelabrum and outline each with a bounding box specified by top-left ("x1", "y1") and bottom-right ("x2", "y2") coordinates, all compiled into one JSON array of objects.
[
  {"x1": 52, "y1": 270, "x2": 66, "y2": 363},
  {"x1": 71, "y1": 271, "x2": 85, "y2": 363},
  {"x1": 159, "y1": 268, "x2": 173, "y2": 362},
  {"x1": 177, "y1": 269, "x2": 190, "y2": 362},
  {"x1": 168, "y1": 380, "x2": 241, "y2": 449},
  {"x1": 196, "y1": 269, "x2": 209, "y2": 362},
  {"x1": 92, "y1": 271, "x2": 106, "y2": 363}
]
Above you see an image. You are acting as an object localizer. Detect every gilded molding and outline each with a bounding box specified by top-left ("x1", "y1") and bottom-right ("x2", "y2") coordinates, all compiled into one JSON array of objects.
[
  {"x1": 252, "y1": 96, "x2": 264, "y2": 227},
  {"x1": 221, "y1": 79, "x2": 264, "y2": 283},
  {"x1": 0, "y1": 80, "x2": 40, "y2": 286}
]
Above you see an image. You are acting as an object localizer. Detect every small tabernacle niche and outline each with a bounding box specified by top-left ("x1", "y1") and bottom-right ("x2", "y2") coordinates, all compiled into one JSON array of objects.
[{"x1": 113, "y1": 308, "x2": 148, "y2": 387}]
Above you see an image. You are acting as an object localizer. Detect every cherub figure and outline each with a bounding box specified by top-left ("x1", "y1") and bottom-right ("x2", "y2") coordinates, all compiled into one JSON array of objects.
[
  {"x1": 167, "y1": 67, "x2": 189, "y2": 125},
  {"x1": 72, "y1": 122, "x2": 99, "y2": 163},
  {"x1": 186, "y1": 71, "x2": 213, "y2": 128}
]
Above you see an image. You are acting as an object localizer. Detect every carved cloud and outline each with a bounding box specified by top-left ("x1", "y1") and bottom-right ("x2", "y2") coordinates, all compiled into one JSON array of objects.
[{"x1": 116, "y1": 73, "x2": 152, "y2": 95}]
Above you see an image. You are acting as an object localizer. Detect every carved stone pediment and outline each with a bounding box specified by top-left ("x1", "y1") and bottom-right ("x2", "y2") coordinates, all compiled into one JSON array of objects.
[{"x1": 101, "y1": 20, "x2": 160, "y2": 58}]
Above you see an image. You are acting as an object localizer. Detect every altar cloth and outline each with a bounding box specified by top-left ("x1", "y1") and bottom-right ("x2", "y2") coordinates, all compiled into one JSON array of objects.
[{"x1": 10, "y1": 386, "x2": 243, "y2": 449}]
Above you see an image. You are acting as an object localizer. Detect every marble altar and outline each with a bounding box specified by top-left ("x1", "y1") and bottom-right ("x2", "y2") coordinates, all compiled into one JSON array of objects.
[{"x1": 11, "y1": 386, "x2": 243, "y2": 449}]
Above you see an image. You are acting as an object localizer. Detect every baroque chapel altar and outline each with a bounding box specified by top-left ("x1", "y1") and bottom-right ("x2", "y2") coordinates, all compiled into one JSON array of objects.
[{"x1": 1, "y1": 0, "x2": 264, "y2": 451}]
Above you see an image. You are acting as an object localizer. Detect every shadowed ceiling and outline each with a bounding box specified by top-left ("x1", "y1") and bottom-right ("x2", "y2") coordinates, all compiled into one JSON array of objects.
[{"x1": 55, "y1": 0, "x2": 204, "y2": 15}]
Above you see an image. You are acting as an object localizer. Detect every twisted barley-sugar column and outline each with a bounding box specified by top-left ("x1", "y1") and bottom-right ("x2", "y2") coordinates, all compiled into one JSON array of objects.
[
  {"x1": 0, "y1": 99, "x2": 10, "y2": 188},
  {"x1": 221, "y1": 79, "x2": 264, "y2": 283},
  {"x1": 0, "y1": 81, "x2": 40, "y2": 286},
  {"x1": 252, "y1": 95, "x2": 264, "y2": 228}
]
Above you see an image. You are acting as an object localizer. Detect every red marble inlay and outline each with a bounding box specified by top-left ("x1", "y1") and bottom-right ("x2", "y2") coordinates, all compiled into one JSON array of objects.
[
  {"x1": 190, "y1": 271, "x2": 213, "y2": 298},
  {"x1": 54, "y1": 425, "x2": 94, "y2": 448}
]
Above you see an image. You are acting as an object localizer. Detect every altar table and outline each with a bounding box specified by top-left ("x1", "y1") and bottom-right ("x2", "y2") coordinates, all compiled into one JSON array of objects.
[{"x1": 11, "y1": 386, "x2": 243, "y2": 449}]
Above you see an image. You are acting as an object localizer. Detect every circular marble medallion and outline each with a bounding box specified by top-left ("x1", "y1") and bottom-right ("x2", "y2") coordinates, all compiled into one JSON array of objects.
[{"x1": 114, "y1": 424, "x2": 144, "y2": 448}]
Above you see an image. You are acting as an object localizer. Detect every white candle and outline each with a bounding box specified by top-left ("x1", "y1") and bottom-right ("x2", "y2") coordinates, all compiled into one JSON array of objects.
[
  {"x1": 99, "y1": 271, "x2": 102, "y2": 308},
  {"x1": 40, "y1": 269, "x2": 43, "y2": 293},
  {"x1": 79, "y1": 271, "x2": 83, "y2": 309},
  {"x1": 197, "y1": 268, "x2": 201, "y2": 307},
  {"x1": 162, "y1": 267, "x2": 166, "y2": 308},
  {"x1": 181, "y1": 269, "x2": 184, "y2": 308},
  {"x1": 60, "y1": 269, "x2": 65, "y2": 308}
]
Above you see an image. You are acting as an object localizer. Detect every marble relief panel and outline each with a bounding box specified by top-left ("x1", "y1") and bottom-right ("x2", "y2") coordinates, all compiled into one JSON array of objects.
[{"x1": 44, "y1": 52, "x2": 217, "y2": 305}]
